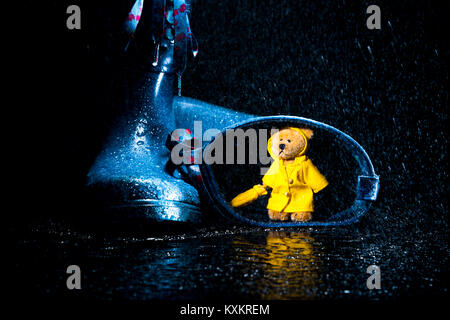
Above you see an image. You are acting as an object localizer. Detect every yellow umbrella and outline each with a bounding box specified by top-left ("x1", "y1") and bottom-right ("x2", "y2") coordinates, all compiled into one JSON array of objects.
[{"x1": 231, "y1": 185, "x2": 268, "y2": 207}]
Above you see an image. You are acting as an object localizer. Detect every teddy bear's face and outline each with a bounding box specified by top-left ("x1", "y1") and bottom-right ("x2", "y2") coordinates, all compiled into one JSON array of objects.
[
  {"x1": 271, "y1": 128, "x2": 306, "y2": 160},
  {"x1": 270, "y1": 128, "x2": 314, "y2": 160}
]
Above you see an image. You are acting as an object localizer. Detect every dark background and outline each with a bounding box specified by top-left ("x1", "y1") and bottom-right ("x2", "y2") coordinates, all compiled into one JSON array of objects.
[{"x1": 9, "y1": 0, "x2": 448, "y2": 307}]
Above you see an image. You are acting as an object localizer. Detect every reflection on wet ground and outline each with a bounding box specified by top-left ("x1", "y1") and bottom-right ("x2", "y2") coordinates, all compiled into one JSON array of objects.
[
  {"x1": 11, "y1": 222, "x2": 447, "y2": 301},
  {"x1": 232, "y1": 232, "x2": 321, "y2": 300}
]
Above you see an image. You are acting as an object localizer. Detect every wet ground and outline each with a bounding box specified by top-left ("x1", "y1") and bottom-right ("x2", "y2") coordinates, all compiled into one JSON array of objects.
[{"x1": 10, "y1": 214, "x2": 448, "y2": 302}]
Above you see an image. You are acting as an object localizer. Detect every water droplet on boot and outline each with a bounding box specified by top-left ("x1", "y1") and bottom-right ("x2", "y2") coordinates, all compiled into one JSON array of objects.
[{"x1": 136, "y1": 124, "x2": 147, "y2": 137}]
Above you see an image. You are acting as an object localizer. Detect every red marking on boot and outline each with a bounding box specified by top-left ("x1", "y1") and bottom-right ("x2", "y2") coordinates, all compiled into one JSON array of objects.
[
  {"x1": 179, "y1": 4, "x2": 186, "y2": 13},
  {"x1": 174, "y1": 9, "x2": 178, "y2": 16},
  {"x1": 136, "y1": 15, "x2": 140, "y2": 21},
  {"x1": 195, "y1": 175, "x2": 203, "y2": 183},
  {"x1": 189, "y1": 138, "x2": 198, "y2": 150},
  {"x1": 127, "y1": 14, "x2": 135, "y2": 21},
  {"x1": 190, "y1": 156, "x2": 195, "y2": 164},
  {"x1": 174, "y1": 20, "x2": 178, "y2": 26},
  {"x1": 185, "y1": 128, "x2": 191, "y2": 135},
  {"x1": 187, "y1": 26, "x2": 190, "y2": 32},
  {"x1": 176, "y1": 33, "x2": 186, "y2": 41}
]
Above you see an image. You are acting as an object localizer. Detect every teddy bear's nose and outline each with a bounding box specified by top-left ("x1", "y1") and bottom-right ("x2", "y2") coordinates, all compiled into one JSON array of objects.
[{"x1": 279, "y1": 144, "x2": 286, "y2": 150}]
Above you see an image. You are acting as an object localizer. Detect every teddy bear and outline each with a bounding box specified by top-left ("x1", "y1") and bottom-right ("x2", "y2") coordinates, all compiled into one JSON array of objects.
[{"x1": 231, "y1": 127, "x2": 328, "y2": 222}]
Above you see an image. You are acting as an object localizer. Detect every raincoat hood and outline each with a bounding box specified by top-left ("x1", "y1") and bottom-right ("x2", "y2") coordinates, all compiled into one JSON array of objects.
[{"x1": 267, "y1": 127, "x2": 309, "y2": 160}]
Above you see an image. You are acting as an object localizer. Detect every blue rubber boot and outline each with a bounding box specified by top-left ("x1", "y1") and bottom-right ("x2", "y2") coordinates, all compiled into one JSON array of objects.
[
  {"x1": 87, "y1": 0, "x2": 202, "y2": 225},
  {"x1": 173, "y1": 96, "x2": 253, "y2": 133}
]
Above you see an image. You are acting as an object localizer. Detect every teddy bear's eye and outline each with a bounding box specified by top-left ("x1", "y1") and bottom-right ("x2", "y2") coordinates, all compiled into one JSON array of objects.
[{"x1": 287, "y1": 139, "x2": 291, "y2": 143}]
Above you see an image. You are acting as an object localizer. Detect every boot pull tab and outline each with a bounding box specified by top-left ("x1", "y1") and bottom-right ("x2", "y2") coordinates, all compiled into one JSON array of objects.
[
  {"x1": 173, "y1": 0, "x2": 198, "y2": 92},
  {"x1": 123, "y1": 0, "x2": 198, "y2": 79},
  {"x1": 123, "y1": 0, "x2": 145, "y2": 52}
]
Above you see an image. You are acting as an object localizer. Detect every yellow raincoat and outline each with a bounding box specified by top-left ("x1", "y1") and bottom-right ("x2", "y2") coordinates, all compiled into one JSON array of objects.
[{"x1": 262, "y1": 129, "x2": 328, "y2": 213}]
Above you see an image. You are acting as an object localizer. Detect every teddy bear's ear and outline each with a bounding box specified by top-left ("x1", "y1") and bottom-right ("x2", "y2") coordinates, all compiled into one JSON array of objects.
[
  {"x1": 301, "y1": 128, "x2": 314, "y2": 139},
  {"x1": 270, "y1": 128, "x2": 280, "y2": 137}
]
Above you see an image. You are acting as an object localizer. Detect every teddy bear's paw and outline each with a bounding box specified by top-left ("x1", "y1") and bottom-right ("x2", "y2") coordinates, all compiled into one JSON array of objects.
[
  {"x1": 279, "y1": 212, "x2": 290, "y2": 221},
  {"x1": 268, "y1": 210, "x2": 291, "y2": 221},
  {"x1": 268, "y1": 210, "x2": 290, "y2": 221},
  {"x1": 291, "y1": 212, "x2": 312, "y2": 222},
  {"x1": 268, "y1": 210, "x2": 279, "y2": 220}
]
